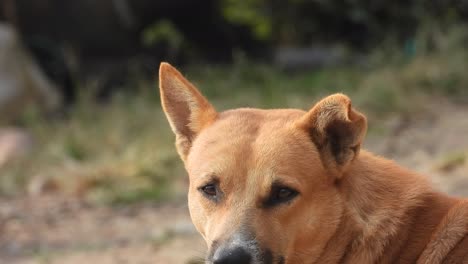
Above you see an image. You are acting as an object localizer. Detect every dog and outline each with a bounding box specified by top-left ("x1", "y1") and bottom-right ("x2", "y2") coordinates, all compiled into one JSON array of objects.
[{"x1": 159, "y1": 62, "x2": 468, "y2": 264}]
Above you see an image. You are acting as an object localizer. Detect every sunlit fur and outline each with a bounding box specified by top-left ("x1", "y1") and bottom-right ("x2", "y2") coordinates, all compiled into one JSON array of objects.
[{"x1": 159, "y1": 62, "x2": 468, "y2": 263}]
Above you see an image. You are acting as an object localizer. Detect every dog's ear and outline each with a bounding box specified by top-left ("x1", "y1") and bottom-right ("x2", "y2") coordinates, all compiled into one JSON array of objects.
[
  {"x1": 159, "y1": 62, "x2": 217, "y2": 161},
  {"x1": 297, "y1": 94, "x2": 367, "y2": 179}
]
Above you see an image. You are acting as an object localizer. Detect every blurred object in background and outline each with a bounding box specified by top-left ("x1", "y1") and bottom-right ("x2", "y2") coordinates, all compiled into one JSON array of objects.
[
  {"x1": 274, "y1": 46, "x2": 346, "y2": 70},
  {"x1": 0, "y1": 127, "x2": 33, "y2": 167},
  {"x1": 0, "y1": 23, "x2": 60, "y2": 124},
  {"x1": 2, "y1": 0, "x2": 468, "y2": 108},
  {"x1": 0, "y1": 0, "x2": 266, "y2": 105}
]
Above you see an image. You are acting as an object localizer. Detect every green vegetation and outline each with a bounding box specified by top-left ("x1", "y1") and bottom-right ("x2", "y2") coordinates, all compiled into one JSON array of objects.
[
  {"x1": 220, "y1": 0, "x2": 464, "y2": 47},
  {"x1": 2, "y1": 26, "x2": 467, "y2": 203},
  {"x1": 1, "y1": 90, "x2": 184, "y2": 204}
]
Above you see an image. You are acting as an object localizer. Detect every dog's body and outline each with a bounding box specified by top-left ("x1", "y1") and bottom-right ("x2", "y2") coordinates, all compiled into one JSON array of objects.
[{"x1": 159, "y1": 63, "x2": 468, "y2": 264}]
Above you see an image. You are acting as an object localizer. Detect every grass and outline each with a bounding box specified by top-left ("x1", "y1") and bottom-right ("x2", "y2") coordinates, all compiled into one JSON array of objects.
[
  {"x1": 2, "y1": 25, "x2": 468, "y2": 203},
  {"x1": 1, "y1": 91, "x2": 185, "y2": 204}
]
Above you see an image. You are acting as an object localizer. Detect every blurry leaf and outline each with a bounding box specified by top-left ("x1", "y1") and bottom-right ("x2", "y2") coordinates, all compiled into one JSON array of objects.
[
  {"x1": 141, "y1": 20, "x2": 184, "y2": 49},
  {"x1": 222, "y1": 0, "x2": 272, "y2": 40}
]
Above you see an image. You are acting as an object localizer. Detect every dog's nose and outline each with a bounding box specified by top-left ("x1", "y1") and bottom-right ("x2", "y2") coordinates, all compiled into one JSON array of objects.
[{"x1": 212, "y1": 246, "x2": 252, "y2": 264}]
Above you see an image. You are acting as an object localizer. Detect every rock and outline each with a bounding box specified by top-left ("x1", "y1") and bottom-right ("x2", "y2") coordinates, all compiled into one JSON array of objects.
[
  {"x1": 274, "y1": 46, "x2": 345, "y2": 70},
  {"x1": 0, "y1": 23, "x2": 60, "y2": 123},
  {"x1": 0, "y1": 127, "x2": 34, "y2": 166}
]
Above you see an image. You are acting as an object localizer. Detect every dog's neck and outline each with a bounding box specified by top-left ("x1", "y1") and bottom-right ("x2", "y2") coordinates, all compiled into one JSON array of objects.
[{"x1": 318, "y1": 150, "x2": 454, "y2": 263}]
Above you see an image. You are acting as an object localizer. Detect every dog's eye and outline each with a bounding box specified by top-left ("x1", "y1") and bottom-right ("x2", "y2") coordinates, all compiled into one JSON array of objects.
[
  {"x1": 265, "y1": 187, "x2": 298, "y2": 207},
  {"x1": 200, "y1": 184, "x2": 217, "y2": 197},
  {"x1": 277, "y1": 188, "x2": 297, "y2": 200}
]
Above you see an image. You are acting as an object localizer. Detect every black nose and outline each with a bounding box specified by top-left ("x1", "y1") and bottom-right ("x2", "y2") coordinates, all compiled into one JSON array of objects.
[{"x1": 212, "y1": 246, "x2": 252, "y2": 264}]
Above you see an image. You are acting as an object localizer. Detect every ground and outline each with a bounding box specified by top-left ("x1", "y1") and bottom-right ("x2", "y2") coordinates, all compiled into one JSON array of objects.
[{"x1": 1, "y1": 100, "x2": 467, "y2": 264}]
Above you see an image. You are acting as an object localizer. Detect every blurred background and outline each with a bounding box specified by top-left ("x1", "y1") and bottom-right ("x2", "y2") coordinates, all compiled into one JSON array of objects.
[{"x1": 0, "y1": 1, "x2": 468, "y2": 263}]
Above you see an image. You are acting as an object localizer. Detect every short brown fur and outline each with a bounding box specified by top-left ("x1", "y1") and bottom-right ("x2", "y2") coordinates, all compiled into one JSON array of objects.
[{"x1": 159, "y1": 63, "x2": 468, "y2": 264}]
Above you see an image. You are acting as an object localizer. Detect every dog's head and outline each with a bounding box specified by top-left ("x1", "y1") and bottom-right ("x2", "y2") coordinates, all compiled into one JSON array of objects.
[{"x1": 159, "y1": 63, "x2": 367, "y2": 264}]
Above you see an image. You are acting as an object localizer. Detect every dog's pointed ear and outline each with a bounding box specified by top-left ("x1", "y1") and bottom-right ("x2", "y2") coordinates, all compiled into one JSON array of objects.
[
  {"x1": 159, "y1": 62, "x2": 217, "y2": 161},
  {"x1": 297, "y1": 94, "x2": 367, "y2": 179}
]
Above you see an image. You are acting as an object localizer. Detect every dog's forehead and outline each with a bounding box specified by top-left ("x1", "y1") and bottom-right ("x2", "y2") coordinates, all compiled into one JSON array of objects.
[{"x1": 187, "y1": 108, "x2": 317, "y2": 177}]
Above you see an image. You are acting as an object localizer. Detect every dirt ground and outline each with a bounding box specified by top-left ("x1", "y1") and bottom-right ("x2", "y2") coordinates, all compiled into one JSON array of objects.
[{"x1": 1, "y1": 101, "x2": 468, "y2": 264}]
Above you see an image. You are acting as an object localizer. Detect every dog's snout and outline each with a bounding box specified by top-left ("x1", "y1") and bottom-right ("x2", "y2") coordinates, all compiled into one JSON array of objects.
[{"x1": 212, "y1": 246, "x2": 252, "y2": 264}]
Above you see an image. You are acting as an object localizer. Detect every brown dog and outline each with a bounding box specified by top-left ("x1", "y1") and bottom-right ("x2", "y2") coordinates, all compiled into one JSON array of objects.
[{"x1": 159, "y1": 62, "x2": 468, "y2": 264}]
